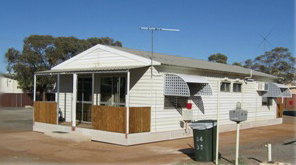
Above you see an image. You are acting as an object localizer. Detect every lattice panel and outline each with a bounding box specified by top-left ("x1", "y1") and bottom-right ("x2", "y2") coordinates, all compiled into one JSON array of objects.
[
  {"x1": 191, "y1": 96, "x2": 205, "y2": 114},
  {"x1": 281, "y1": 88, "x2": 292, "y2": 97},
  {"x1": 262, "y1": 83, "x2": 282, "y2": 97},
  {"x1": 164, "y1": 74, "x2": 190, "y2": 97},
  {"x1": 188, "y1": 83, "x2": 213, "y2": 96}
]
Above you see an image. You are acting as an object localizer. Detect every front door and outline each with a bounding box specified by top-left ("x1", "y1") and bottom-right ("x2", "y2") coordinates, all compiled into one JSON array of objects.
[{"x1": 76, "y1": 77, "x2": 92, "y2": 122}]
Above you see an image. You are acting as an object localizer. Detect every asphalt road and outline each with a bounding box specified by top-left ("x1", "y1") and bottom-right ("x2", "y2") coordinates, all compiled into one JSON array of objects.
[{"x1": 0, "y1": 108, "x2": 33, "y2": 132}]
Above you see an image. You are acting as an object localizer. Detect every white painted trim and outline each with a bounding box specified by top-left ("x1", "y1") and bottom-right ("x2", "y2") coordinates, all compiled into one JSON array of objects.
[
  {"x1": 52, "y1": 44, "x2": 161, "y2": 70},
  {"x1": 57, "y1": 74, "x2": 60, "y2": 125},
  {"x1": 215, "y1": 80, "x2": 220, "y2": 164},
  {"x1": 33, "y1": 75, "x2": 36, "y2": 101},
  {"x1": 126, "y1": 71, "x2": 130, "y2": 137},
  {"x1": 72, "y1": 74, "x2": 77, "y2": 128}
]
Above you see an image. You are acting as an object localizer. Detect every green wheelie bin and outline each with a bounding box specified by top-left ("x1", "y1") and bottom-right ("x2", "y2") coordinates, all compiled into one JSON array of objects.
[{"x1": 190, "y1": 120, "x2": 217, "y2": 162}]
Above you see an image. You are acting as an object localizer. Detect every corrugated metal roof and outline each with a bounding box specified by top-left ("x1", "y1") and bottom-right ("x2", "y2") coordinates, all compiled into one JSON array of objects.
[
  {"x1": 108, "y1": 46, "x2": 277, "y2": 79},
  {"x1": 36, "y1": 66, "x2": 147, "y2": 75}
]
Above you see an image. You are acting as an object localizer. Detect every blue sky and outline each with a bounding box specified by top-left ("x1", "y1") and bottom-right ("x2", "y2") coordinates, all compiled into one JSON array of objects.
[{"x1": 0, "y1": 0, "x2": 294, "y2": 73}]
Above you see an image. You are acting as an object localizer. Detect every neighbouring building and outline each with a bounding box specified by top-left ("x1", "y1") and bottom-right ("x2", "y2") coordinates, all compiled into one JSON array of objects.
[
  {"x1": 277, "y1": 84, "x2": 296, "y2": 114},
  {"x1": 0, "y1": 73, "x2": 33, "y2": 108},
  {"x1": 32, "y1": 44, "x2": 292, "y2": 145}
]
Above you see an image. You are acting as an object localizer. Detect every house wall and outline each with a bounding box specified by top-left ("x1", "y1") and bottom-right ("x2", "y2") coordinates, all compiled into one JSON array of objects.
[
  {"x1": 129, "y1": 66, "x2": 277, "y2": 133},
  {"x1": 282, "y1": 94, "x2": 296, "y2": 111},
  {"x1": 129, "y1": 67, "x2": 164, "y2": 132},
  {"x1": 57, "y1": 66, "x2": 277, "y2": 132},
  {"x1": 0, "y1": 76, "x2": 23, "y2": 94},
  {"x1": 57, "y1": 74, "x2": 73, "y2": 122}
]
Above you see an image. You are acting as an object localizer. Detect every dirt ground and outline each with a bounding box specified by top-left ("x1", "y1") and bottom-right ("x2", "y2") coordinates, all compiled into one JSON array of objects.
[{"x1": 0, "y1": 108, "x2": 295, "y2": 165}]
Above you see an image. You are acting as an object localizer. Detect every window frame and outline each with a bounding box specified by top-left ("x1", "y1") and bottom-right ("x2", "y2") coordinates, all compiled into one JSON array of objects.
[
  {"x1": 233, "y1": 83, "x2": 242, "y2": 93},
  {"x1": 100, "y1": 75, "x2": 126, "y2": 107},
  {"x1": 220, "y1": 81, "x2": 231, "y2": 92},
  {"x1": 262, "y1": 97, "x2": 273, "y2": 106},
  {"x1": 164, "y1": 96, "x2": 188, "y2": 110}
]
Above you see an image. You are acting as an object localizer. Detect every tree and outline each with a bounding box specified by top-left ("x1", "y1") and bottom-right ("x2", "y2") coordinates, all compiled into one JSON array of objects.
[
  {"x1": 6, "y1": 35, "x2": 122, "y2": 100},
  {"x1": 208, "y1": 53, "x2": 228, "y2": 64},
  {"x1": 242, "y1": 59, "x2": 254, "y2": 69},
  {"x1": 241, "y1": 47, "x2": 295, "y2": 83},
  {"x1": 232, "y1": 62, "x2": 242, "y2": 67},
  {"x1": 253, "y1": 47, "x2": 295, "y2": 83}
]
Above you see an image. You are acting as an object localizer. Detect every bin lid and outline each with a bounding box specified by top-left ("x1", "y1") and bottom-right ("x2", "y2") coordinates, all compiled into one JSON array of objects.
[{"x1": 189, "y1": 121, "x2": 217, "y2": 130}]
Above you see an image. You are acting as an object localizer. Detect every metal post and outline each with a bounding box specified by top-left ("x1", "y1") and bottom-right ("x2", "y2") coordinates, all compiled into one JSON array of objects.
[
  {"x1": 281, "y1": 97, "x2": 283, "y2": 104},
  {"x1": 92, "y1": 73, "x2": 94, "y2": 126},
  {"x1": 126, "y1": 70, "x2": 130, "y2": 139},
  {"x1": 150, "y1": 30, "x2": 153, "y2": 78},
  {"x1": 215, "y1": 80, "x2": 220, "y2": 164},
  {"x1": 33, "y1": 74, "x2": 37, "y2": 124},
  {"x1": 139, "y1": 27, "x2": 180, "y2": 78},
  {"x1": 15, "y1": 93, "x2": 17, "y2": 107},
  {"x1": 72, "y1": 73, "x2": 77, "y2": 131},
  {"x1": 265, "y1": 143, "x2": 273, "y2": 163},
  {"x1": 235, "y1": 123, "x2": 240, "y2": 165},
  {"x1": 21, "y1": 93, "x2": 23, "y2": 107},
  {"x1": 33, "y1": 74, "x2": 37, "y2": 102},
  {"x1": 57, "y1": 74, "x2": 60, "y2": 125}
]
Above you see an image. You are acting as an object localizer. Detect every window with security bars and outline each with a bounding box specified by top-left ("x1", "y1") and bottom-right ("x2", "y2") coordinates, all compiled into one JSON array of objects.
[
  {"x1": 220, "y1": 82, "x2": 230, "y2": 92},
  {"x1": 233, "y1": 83, "x2": 242, "y2": 92},
  {"x1": 164, "y1": 96, "x2": 188, "y2": 109}
]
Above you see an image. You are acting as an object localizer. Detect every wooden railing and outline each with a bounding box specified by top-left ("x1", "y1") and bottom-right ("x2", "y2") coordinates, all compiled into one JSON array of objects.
[
  {"x1": 34, "y1": 101, "x2": 57, "y2": 124},
  {"x1": 92, "y1": 106, "x2": 151, "y2": 134}
]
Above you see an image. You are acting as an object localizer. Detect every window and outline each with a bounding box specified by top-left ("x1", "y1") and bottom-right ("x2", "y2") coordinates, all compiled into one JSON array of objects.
[
  {"x1": 100, "y1": 76, "x2": 126, "y2": 106},
  {"x1": 233, "y1": 83, "x2": 242, "y2": 92},
  {"x1": 220, "y1": 82, "x2": 230, "y2": 92},
  {"x1": 262, "y1": 97, "x2": 273, "y2": 106},
  {"x1": 164, "y1": 96, "x2": 188, "y2": 109}
]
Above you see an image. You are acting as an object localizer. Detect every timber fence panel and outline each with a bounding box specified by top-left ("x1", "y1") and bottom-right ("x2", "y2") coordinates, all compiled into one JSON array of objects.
[
  {"x1": 34, "y1": 101, "x2": 57, "y2": 124},
  {"x1": 92, "y1": 106, "x2": 150, "y2": 134},
  {"x1": 129, "y1": 107, "x2": 151, "y2": 133},
  {"x1": 93, "y1": 106, "x2": 126, "y2": 133}
]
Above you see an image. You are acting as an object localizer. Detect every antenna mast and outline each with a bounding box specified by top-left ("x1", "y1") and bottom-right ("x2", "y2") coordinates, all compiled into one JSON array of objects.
[{"x1": 139, "y1": 27, "x2": 180, "y2": 77}]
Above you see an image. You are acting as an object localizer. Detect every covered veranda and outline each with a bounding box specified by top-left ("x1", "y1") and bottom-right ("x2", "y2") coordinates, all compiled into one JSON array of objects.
[{"x1": 33, "y1": 66, "x2": 151, "y2": 140}]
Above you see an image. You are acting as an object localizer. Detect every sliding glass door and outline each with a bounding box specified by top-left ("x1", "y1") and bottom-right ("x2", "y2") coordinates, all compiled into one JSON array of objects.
[{"x1": 76, "y1": 77, "x2": 92, "y2": 122}]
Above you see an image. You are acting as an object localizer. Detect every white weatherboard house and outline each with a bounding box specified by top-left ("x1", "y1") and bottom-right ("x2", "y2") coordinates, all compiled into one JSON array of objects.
[{"x1": 33, "y1": 44, "x2": 292, "y2": 145}]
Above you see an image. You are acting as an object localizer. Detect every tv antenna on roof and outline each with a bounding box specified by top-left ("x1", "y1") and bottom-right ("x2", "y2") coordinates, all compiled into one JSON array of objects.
[
  {"x1": 139, "y1": 27, "x2": 180, "y2": 76},
  {"x1": 256, "y1": 29, "x2": 274, "y2": 53}
]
